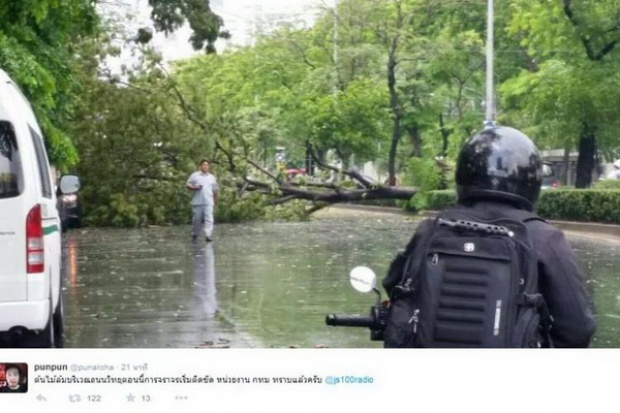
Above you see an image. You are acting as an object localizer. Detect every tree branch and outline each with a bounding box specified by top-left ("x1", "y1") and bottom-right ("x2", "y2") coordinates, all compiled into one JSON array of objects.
[
  {"x1": 306, "y1": 203, "x2": 328, "y2": 214},
  {"x1": 245, "y1": 157, "x2": 278, "y2": 180},
  {"x1": 287, "y1": 39, "x2": 317, "y2": 70},
  {"x1": 595, "y1": 40, "x2": 618, "y2": 60},
  {"x1": 348, "y1": 169, "x2": 374, "y2": 189},
  {"x1": 308, "y1": 147, "x2": 341, "y2": 174},
  {"x1": 244, "y1": 175, "x2": 342, "y2": 191},
  {"x1": 212, "y1": 141, "x2": 235, "y2": 173},
  {"x1": 274, "y1": 185, "x2": 415, "y2": 203},
  {"x1": 300, "y1": 181, "x2": 341, "y2": 190},
  {"x1": 269, "y1": 195, "x2": 299, "y2": 205},
  {"x1": 563, "y1": 0, "x2": 618, "y2": 61}
]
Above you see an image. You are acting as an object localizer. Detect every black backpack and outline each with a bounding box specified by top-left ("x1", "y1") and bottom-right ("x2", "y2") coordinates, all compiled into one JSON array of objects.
[{"x1": 384, "y1": 208, "x2": 551, "y2": 348}]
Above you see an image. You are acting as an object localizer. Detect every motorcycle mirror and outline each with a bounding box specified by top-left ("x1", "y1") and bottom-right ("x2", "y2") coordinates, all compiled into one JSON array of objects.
[{"x1": 349, "y1": 266, "x2": 377, "y2": 293}]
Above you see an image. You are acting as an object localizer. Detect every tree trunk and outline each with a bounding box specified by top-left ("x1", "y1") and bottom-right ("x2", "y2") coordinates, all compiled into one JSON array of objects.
[
  {"x1": 575, "y1": 131, "x2": 596, "y2": 188},
  {"x1": 439, "y1": 113, "x2": 450, "y2": 158},
  {"x1": 243, "y1": 177, "x2": 417, "y2": 204},
  {"x1": 405, "y1": 123, "x2": 422, "y2": 158},
  {"x1": 336, "y1": 148, "x2": 349, "y2": 171},
  {"x1": 305, "y1": 140, "x2": 315, "y2": 175},
  {"x1": 561, "y1": 147, "x2": 570, "y2": 186},
  {"x1": 388, "y1": 118, "x2": 401, "y2": 186},
  {"x1": 387, "y1": 39, "x2": 401, "y2": 187}
]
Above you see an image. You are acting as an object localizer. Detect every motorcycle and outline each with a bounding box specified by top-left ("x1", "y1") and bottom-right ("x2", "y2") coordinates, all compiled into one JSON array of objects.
[{"x1": 325, "y1": 266, "x2": 389, "y2": 341}]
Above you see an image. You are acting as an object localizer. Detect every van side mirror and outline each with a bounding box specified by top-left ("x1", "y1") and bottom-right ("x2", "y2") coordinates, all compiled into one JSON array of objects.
[{"x1": 59, "y1": 175, "x2": 80, "y2": 194}]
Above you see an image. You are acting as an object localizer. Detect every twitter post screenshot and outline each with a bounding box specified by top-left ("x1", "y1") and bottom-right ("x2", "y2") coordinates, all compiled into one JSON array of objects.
[
  {"x1": 2, "y1": 0, "x2": 620, "y2": 412},
  {"x1": 1, "y1": 350, "x2": 619, "y2": 412}
]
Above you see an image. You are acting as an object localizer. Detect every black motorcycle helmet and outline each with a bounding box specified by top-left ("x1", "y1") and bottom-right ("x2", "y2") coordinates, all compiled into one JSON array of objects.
[{"x1": 456, "y1": 125, "x2": 542, "y2": 211}]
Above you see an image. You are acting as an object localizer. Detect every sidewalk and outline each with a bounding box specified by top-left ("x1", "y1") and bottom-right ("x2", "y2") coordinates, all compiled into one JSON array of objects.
[{"x1": 321, "y1": 204, "x2": 620, "y2": 242}]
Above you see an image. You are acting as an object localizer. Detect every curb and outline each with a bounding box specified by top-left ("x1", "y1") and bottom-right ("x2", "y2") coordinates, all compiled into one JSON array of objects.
[{"x1": 551, "y1": 221, "x2": 620, "y2": 239}]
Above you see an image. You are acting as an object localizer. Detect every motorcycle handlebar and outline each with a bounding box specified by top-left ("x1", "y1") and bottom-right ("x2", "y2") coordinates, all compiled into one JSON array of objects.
[{"x1": 325, "y1": 313, "x2": 374, "y2": 327}]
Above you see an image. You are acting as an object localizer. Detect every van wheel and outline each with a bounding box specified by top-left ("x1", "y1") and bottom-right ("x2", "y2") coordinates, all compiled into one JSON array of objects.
[{"x1": 53, "y1": 293, "x2": 65, "y2": 348}]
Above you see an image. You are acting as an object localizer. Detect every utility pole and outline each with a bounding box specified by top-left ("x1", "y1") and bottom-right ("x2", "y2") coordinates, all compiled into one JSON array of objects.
[
  {"x1": 329, "y1": 0, "x2": 341, "y2": 176},
  {"x1": 333, "y1": 0, "x2": 338, "y2": 94},
  {"x1": 484, "y1": 0, "x2": 495, "y2": 126}
]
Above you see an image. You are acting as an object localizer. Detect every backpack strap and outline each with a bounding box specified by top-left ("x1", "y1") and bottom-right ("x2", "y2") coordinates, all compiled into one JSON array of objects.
[
  {"x1": 516, "y1": 293, "x2": 554, "y2": 348},
  {"x1": 387, "y1": 219, "x2": 434, "y2": 300},
  {"x1": 507, "y1": 209, "x2": 554, "y2": 347}
]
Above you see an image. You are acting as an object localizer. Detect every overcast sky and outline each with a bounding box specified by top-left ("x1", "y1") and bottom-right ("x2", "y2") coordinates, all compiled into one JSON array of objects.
[
  {"x1": 96, "y1": 0, "x2": 333, "y2": 77},
  {"x1": 100, "y1": 0, "x2": 333, "y2": 68}
]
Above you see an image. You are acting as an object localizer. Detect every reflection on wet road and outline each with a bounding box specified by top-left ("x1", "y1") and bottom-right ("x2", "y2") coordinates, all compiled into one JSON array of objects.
[
  {"x1": 192, "y1": 242, "x2": 218, "y2": 320},
  {"x1": 62, "y1": 215, "x2": 620, "y2": 348}
]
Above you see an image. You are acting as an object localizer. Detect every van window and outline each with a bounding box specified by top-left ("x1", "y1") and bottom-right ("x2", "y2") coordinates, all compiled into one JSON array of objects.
[
  {"x1": 0, "y1": 121, "x2": 23, "y2": 198},
  {"x1": 29, "y1": 126, "x2": 52, "y2": 199}
]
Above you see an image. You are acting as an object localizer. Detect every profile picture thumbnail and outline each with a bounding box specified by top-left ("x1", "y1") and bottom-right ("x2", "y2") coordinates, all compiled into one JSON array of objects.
[{"x1": 0, "y1": 363, "x2": 28, "y2": 393}]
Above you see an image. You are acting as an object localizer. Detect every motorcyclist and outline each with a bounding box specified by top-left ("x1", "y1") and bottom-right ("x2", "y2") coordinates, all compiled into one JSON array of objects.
[{"x1": 383, "y1": 125, "x2": 596, "y2": 347}]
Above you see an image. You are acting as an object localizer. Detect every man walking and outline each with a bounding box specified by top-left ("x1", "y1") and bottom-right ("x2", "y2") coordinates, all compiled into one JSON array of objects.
[{"x1": 187, "y1": 159, "x2": 219, "y2": 242}]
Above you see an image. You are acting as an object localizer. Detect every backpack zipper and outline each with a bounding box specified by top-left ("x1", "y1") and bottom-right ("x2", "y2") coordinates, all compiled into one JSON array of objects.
[
  {"x1": 408, "y1": 309, "x2": 420, "y2": 334},
  {"x1": 403, "y1": 278, "x2": 412, "y2": 290}
]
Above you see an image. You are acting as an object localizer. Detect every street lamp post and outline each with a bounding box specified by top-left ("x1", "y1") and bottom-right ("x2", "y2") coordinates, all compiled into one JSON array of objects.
[{"x1": 485, "y1": 0, "x2": 495, "y2": 126}]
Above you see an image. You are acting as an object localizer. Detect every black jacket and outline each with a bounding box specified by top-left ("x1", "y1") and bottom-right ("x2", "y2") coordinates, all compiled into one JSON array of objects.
[{"x1": 383, "y1": 201, "x2": 596, "y2": 348}]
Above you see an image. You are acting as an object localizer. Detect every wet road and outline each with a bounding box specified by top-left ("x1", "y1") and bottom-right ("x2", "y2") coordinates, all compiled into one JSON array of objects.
[{"x1": 61, "y1": 212, "x2": 620, "y2": 348}]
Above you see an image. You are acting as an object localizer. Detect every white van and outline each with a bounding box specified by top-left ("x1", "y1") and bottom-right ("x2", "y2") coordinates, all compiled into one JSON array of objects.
[{"x1": 0, "y1": 69, "x2": 79, "y2": 347}]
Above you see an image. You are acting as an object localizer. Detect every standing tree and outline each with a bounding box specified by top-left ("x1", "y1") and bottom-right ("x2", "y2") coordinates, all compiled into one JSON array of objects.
[
  {"x1": 0, "y1": 0, "x2": 98, "y2": 168},
  {"x1": 502, "y1": 0, "x2": 620, "y2": 187}
]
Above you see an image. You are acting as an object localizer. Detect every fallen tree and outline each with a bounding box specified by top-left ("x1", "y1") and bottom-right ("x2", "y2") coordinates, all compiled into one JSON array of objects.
[
  {"x1": 238, "y1": 152, "x2": 417, "y2": 213},
  {"x1": 165, "y1": 70, "x2": 417, "y2": 213}
]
